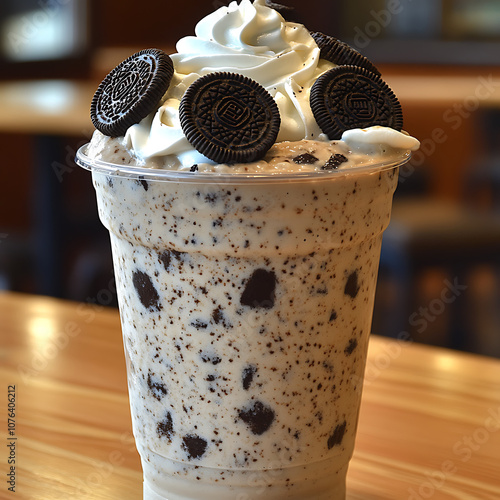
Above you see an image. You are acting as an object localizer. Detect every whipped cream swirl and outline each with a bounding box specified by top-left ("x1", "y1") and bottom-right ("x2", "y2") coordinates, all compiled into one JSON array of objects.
[{"x1": 124, "y1": 0, "x2": 335, "y2": 167}]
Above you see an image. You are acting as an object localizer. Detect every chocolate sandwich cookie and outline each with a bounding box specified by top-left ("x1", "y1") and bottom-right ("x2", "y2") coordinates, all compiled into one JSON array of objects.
[
  {"x1": 311, "y1": 32, "x2": 381, "y2": 77},
  {"x1": 179, "y1": 72, "x2": 280, "y2": 164},
  {"x1": 310, "y1": 65, "x2": 403, "y2": 140},
  {"x1": 91, "y1": 48, "x2": 174, "y2": 137}
]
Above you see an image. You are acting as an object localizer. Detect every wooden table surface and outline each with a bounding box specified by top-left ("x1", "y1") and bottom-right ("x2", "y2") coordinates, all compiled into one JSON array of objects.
[{"x1": 1, "y1": 292, "x2": 499, "y2": 500}]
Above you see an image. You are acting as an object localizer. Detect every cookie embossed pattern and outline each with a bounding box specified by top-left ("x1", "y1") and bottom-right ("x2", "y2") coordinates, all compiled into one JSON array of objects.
[
  {"x1": 76, "y1": 0, "x2": 419, "y2": 499},
  {"x1": 179, "y1": 72, "x2": 281, "y2": 164}
]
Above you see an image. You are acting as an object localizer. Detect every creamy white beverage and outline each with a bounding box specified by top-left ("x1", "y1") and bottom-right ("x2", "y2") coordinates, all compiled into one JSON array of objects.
[
  {"x1": 78, "y1": 0, "x2": 419, "y2": 498},
  {"x1": 87, "y1": 161, "x2": 401, "y2": 500}
]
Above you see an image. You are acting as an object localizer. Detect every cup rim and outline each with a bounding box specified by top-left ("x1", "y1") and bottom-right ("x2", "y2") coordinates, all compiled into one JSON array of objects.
[{"x1": 75, "y1": 143, "x2": 411, "y2": 185}]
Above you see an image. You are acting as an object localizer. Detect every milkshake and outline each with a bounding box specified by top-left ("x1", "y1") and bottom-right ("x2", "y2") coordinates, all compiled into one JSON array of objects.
[{"x1": 76, "y1": 1, "x2": 419, "y2": 498}]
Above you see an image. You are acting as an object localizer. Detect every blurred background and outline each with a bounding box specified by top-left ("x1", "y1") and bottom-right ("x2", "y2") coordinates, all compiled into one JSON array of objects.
[{"x1": 1, "y1": 0, "x2": 499, "y2": 357}]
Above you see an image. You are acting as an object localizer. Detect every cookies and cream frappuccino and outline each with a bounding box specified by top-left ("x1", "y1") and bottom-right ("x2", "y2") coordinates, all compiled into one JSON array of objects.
[{"x1": 77, "y1": 1, "x2": 419, "y2": 498}]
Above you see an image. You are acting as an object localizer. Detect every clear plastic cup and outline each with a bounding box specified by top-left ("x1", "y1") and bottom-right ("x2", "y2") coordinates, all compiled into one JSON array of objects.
[{"x1": 76, "y1": 145, "x2": 410, "y2": 499}]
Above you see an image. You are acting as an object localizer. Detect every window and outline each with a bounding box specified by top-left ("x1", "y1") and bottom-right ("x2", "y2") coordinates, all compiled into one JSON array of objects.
[{"x1": 0, "y1": 0, "x2": 91, "y2": 79}]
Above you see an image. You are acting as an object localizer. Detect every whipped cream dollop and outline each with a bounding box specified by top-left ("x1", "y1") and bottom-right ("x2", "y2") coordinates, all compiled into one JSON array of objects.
[
  {"x1": 89, "y1": 0, "x2": 419, "y2": 170},
  {"x1": 342, "y1": 127, "x2": 420, "y2": 154},
  {"x1": 123, "y1": 0, "x2": 335, "y2": 167}
]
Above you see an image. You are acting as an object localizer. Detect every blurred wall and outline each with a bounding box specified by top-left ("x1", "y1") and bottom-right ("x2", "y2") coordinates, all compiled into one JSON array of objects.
[{"x1": 91, "y1": 0, "x2": 337, "y2": 50}]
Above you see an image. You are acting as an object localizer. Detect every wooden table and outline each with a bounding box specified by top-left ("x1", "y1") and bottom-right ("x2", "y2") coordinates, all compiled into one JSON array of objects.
[{"x1": 1, "y1": 292, "x2": 499, "y2": 499}]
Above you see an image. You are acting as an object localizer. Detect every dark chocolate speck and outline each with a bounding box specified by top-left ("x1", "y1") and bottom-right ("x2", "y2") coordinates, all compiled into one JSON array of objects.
[
  {"x1": 242, "y1": 365, "x2": 257, "y2": 390},
  {"x1": 344, "y1": 338, "x2": 358, "y2": 356},
  {"x1": 182, "y1": 434, "x2": 208, "y2": 459},
  {"x1": 200, "y1": 353, "x2": 222, "y2": 365},
  {"x1": 293, "y1": 153, "x2": 319, "y2": 165},
  {"x1": 138, "y1": 177, "x2": 149, "y2": 191},
  {"x1": 212, "y1": 306, "x2": 233, "y2": 328},
  {"x1": 132, "y1": 270, "x2": 162, "y2": 311},
  {"x1": 238, "y1": 400, "x2": 275, "y2": 435},
  {"x1": 322, "y1": 154, "x2": 348, "y2": 170},
  {"x1": 327, "y1": 421, "x2": 347, "y2": 449},
  {"x1": 147, "y1": 371, "x2": 168, "y2": 401},
  {"x1": 344, "y1": 270, "x2": 360, "y2": 299},
  {"x1": 191, "y1": 319, "x2": 208, "y2": 330},
  {"x1": 159, "y1": 250, "x2": 185, "y2": 272},
  {"x1": 157, "y1": 412, "x2": 174, "y2": 440},
  {"x1": 240, "y1": 269, "x2": 277, "y2": 309}
]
